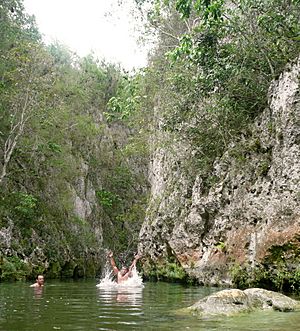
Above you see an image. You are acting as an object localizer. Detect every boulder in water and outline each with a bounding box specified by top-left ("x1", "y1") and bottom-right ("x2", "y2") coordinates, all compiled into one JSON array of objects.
[
  {"x1": 244, "y1": 288, "x2": 299, "y2": 312},
  {"x1": 185, "y1": 288, "x2": 300, "y2": 317}
]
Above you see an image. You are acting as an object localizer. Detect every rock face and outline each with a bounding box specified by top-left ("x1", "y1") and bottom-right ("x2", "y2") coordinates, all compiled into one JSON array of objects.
[
  {"x1": 243, "y1": 288, "x2": 299, "y2": 312},
  {"x1": 188, "y1": 289, "x2": 252, "y2": 315},
  {"x1": 0, "y1": 114, "x2": 147, "y2": 280},
  {"x1": 139, "y1": 57, "x2": 300, "y2": 288},
  {"x1": 186, "y1": 288, "x2": 300, "y2": 316}
]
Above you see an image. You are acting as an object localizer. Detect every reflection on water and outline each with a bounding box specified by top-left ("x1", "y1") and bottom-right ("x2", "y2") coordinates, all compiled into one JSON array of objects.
[
  {"x1": 0, "y1": 280, "x2": 299, "y2": 331},
  {"x1": 96, "y1": 287, "x2": 144, "y2": 330},
  {"x1": 96, "y1": 267, "x2": 144, "y2": 330},
  {"x1": 99, "y1": 286, "x2": 143, "y2": 305},
  {"x1": 33, "y1": 286, "x2": 44, "y2": 300}
]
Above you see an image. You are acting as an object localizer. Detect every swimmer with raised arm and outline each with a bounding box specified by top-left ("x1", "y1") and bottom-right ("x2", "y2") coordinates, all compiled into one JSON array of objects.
[{"x1": 108, "y1": 251, "x2": 141, "y2": 284}]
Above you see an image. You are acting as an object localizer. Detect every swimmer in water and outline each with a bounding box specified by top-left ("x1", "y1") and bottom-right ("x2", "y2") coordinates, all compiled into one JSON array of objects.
[
  {"x1": 30, "y1": 274, "x2": 45, "y2": 287},
  {"x1": 108, "y1": 251, "x2": 141, "y2": 284}
]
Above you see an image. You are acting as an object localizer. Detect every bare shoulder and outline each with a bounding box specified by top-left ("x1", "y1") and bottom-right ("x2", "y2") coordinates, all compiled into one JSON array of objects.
[{"x1": 30, "y1": 283, "x2": 43, "y2": 287}]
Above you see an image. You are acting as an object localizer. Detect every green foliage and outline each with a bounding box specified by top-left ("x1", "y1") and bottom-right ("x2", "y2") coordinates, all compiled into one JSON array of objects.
[
  {"x1": 144, "y1": 260, "x2": 189, "y2": 282},
  {"x1": 158, "y1": 262, "x2": 187, "y2": 281},
  {"x1": 0, "y1": 191, "x2": 38, "y2": 230},
  {"x1": 45, "y1": 142, "x2": 62, "y2": 154},
  {"x1": 0, "y1": 0, "x2": 149, "y2": 281},
  {"x1": 137, "y1": 0, "x2": 300, "y2": 183},
  {"x1": 96, "y1": 190, "x2": 120, "y2": 209},
  {"x1": 0, "y1": 0, "x2": 40, "y2": 51},
  {"x1": 257, "y1": 160, "x2": 271, "y2": 177},
  {"x1": 230, "y1": 241, "x2": 300, "y2": 293},
  {"x1": 105, "y1": 73, "x2": 145, "y2": 122},
  {"x1": 215, "y1": 241, "x2": 226, "y2": 251},
  {"x1": 175, "y1": 0, "x2": 224, "y2": 20},
  {"x1": 0, "y1": 256, "x2": 31, "y2": 281},
  {"x1": 13, "y1": 192, "x2": 37, "y2": 219},
  {"x1": 1, "y1": 0, "x2": 300, "y2": 286},
  {"x1": 230, "y1": 264, "x2": 250, "y2": 289}
]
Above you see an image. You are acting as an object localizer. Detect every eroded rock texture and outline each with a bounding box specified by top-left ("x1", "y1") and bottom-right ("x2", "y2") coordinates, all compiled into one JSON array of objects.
[
  {"x1": 186, "y1": 288, "x2": 300, "y2": 316},
  {"x1": 139, "y1": 58, "x2": 300, "y2": 288}
]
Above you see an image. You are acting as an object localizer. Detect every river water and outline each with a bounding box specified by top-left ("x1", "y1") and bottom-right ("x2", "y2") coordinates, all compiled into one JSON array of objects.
[{"x1": 0, "y1": 279, "x2": 299, "y2": 331}]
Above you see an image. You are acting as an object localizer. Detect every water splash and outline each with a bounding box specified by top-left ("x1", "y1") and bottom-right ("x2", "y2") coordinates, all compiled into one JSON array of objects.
[{"x1": 96, "y1": 266, "x2": 144, "y2": 289}]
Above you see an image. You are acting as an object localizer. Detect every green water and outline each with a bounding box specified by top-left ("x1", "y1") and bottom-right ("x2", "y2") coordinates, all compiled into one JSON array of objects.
[{"x1": 0, "y1": 280, "x2": 299, "y2": 330}]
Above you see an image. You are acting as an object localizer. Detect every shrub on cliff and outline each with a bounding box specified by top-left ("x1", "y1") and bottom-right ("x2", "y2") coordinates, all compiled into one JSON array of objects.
[{"x1": 135, "y1": 0, "x2": 300, "y2": 173}]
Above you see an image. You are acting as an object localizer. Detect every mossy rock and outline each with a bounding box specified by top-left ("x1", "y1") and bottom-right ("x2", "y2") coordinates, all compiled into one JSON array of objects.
[
  {"x1": 61, "y1": 260, "x2": 77, "y2": 278},
  {"x1": 244, "y1": 288, "x2": 300, "y2": 312},
  {"x1": 83, "y1": 260, "x2": 97, "y2": 278},
  {"x1": 47, "y1": 261, "x2": 62, "y2": 278},
  {"x1": 183, "y1": 288, "x2": 300, "y2": 317},
  {"x1": 187, "y1": 289, "x2": 253, "y2": 316},
  {"x1": 142, "y1": 259, "x2": 190, "y2": 283}
]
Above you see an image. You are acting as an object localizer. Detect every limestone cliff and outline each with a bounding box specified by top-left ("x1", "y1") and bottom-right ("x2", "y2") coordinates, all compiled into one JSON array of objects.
[
  {"x1": 139, "y1": 57, "x2": 300, "y2": 290},
  {"x1": 0, "y1": 111, "x2": 147, "y2": 280}
]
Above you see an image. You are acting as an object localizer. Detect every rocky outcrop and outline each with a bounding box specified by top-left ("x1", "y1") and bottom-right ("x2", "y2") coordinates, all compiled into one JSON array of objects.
[
  {"x1": 243, "y1": 288, "x2": 299, "y2": 312},
  {"x1": 0, "y1": 112, "x2": 147, "y2": 280},
  {"x1": 185, "y1": 288, "x2": 300, "y2": 316},
  {"x1": 139, "y1": 57, "x2": 300, "y2": 288}
]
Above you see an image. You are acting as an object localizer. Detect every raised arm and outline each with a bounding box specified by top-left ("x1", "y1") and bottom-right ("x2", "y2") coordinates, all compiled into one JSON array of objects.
[
  {"x1": 128, "y1": 254, "x2": 141, "y2": 273},
  {"x1": 108, "y1": 251, "x2": 119, "y2": 274}
]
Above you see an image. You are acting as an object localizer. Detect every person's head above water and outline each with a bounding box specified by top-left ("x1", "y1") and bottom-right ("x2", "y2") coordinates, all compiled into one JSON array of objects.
[
  {"x1": 36, "y1": 275, "x2": 44, "y2": 286},
  {"x1": 30, "y1": 274, "x2": 44, "y2": 287}
]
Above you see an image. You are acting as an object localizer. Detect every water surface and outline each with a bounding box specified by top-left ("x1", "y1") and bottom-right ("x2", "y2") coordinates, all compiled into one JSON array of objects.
[{"x1": 0, "y1": 280, "x2": 299, "y2": 330}]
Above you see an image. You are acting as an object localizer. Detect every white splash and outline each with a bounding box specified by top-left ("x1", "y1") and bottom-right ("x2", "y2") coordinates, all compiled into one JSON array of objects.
[{"x1": 96, "y1": 266, "x2": 144, "y2": 289}]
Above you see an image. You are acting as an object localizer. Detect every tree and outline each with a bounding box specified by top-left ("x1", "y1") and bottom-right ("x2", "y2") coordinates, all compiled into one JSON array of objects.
[
  {"x1": 0, "y1": 1, "x2": 51, "y2": 185},
  {"x1": 0, "y1": 43, "x2": 57, "y2": 185},
  {"x1": 133, "y1": 0, "x2": 300, "y2": 174}
]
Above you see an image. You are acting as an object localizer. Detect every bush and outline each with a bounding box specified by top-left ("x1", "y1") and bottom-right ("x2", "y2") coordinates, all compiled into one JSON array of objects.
[{"x1": 0, "y1": 256, "x2": 31, "y2": 281}]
